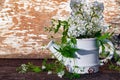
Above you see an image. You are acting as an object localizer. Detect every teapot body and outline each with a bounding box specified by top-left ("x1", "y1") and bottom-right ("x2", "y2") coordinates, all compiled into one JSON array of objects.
[
  {"x1": 67, "y1": 38, "x2": 100, "y2": 74},
  {"x1": 47, "y1": 38, "x2": 114, "y2": 74}
]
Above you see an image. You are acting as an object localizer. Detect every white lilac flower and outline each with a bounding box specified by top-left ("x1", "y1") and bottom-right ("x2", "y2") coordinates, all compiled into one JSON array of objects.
[
  {"x1": 70, "y1": 0, "x2": 85, "y2": 10},
  {"x1": 19, "y1": 64, "x2": 28, "y2": 73},
  {"x1": 116, "y1": 61, "x2": 120, "y2": 66},
  {"x1": 57, "y1": 71, "x2": 65, "y2": 78},
  {"x1": 68, "y1": 1, "x2": 107, "y2": 38},
  {"x1": 102, "y1": 24, "x2": 110, "y2": 32},
  {"x1": 47, "y1": 71, "x2": 52, "y2": 75},
  {"x1": 42, "y1": 65, "x2": 46, "y2": 70},
  {"x1": 51, "y1": 55, "x2": 55, "y2": 59},
  {"x1": 93, "y1": 1, "x2": 104, "y2": 11},
  {"x1": 21, "y1": 64, "x2": 28, "y2": 70},
  {"x1": 21, "y1": 64, "x2": 26, "y2": 67}
]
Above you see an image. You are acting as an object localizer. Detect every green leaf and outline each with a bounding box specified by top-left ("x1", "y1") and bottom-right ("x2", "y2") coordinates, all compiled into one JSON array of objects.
[
  {"x1": 62, "y1": 21, "x2": 69, "y2": 27},
  {"x1": 94, "y1": 30, "x2": 101, "y2": 37},
  {"x1": 99, "y1": 40, "x2": 105, "y2": 54},
  {"x1": 61, "y1": 36, "x2": 67, "y2": 44},
  {"x1": 55, "y1": 42, "x2": 79, "y2": 58},
  {"x1": 97, "y1": 32, "x2": 113, "y2": 40},
  {"x1": 32, "y1": 67, "x2": 41, "y2": 73},
  {"x1": 65, "y1": 72, "x2": 81, "y2": 80},
  {"x1": 54, "y1": 20, "x2": 61, "y2": 33},
  {"x1": 114, "y1": 52, "x2": 120, "y2": 61},
  {"x1": 70, "y1": 37, "x2": 77, "y2": 44}
]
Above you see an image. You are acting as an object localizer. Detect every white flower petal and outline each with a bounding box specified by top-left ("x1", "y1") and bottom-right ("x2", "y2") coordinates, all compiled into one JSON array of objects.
[{"x1": 47, "y1": 71, "x2": 52, "y2": 75}]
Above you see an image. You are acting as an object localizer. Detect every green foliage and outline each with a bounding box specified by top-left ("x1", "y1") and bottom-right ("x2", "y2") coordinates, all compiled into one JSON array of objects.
[
  {"x1": 97, "y1": 32, "x2": 113, "y2": 54},
  {"x1": 42, "y1": 59, "x2": 57, "y2": 71},
  {"x1": 55, "y1": 41, "x2": 79, "y2": 58},
  {"x1": 64, "y1": 72, "x2": 81, "y2": 80},
  {"x1": 70, "y1": 37, "x2": 77, "y2": 44},
  {"x1": 42, "y1": 59, "x2": 65, "y2": 73},
  {"x1": 97, "y1": 32, "x2": 113, "y2": 41},
  {"x1": 32, "y1": 66, "x2": 41, "y2": 73},
  {"x1": 16, "y1": 59, "x2": 81, "y2": 79},
  {"x1": 41, "y1": 59, "x2": 81, "y2": 79},
  {"x1": 16, "y1": 62, "x2": 41, "y2": 73},
  {"x1": 109, "y1": 61, "x2": 120, "y2": 72},
  {"x1": 113, "y1": 52, "x2": 120, "y2": 62},
  {"x1": 108, "y1": 51, "x2": 120, "y2": 72},
  {"x1": 99, "y1": 52, "x2": 110, "y2": 58},
  {"x1": 45, "y1": 19, "x2": 78, "y2": 58},
  {"x1": 45, "y1": 19, "x2": 70, "y2": 44},
  {"x1": 94, "y1": 30, "x2": 102, "y2": 38}
]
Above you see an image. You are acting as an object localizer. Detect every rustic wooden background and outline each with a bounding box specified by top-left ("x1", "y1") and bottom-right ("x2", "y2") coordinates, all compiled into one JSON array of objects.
[{"x1": 0, "y1": 0, "x2": 120, "y2": 58}]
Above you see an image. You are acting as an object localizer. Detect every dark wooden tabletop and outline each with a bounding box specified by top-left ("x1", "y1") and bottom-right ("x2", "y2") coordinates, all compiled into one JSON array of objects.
[{"x1": 0, "y1": 59, "x2": 120, "y2": 80}]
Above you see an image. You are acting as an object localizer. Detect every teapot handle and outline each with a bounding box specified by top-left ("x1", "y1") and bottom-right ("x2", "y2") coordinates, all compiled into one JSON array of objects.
[{"x1": 99, "y1": 39, "x2": 115, "y2": 65}]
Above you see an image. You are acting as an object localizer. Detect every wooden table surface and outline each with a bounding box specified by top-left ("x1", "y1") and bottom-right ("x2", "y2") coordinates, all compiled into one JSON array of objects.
[{"x1": 0, "y1": 59, "x2": 120, "y2": 80}]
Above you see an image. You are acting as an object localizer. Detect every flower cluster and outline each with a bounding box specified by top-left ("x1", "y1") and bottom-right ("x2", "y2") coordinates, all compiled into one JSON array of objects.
[
  {"x1": 18, "y1": 64, "x2": 28, "y2": 73},
  {"x1": 68, "y1": 0, "x2": 109, "y2": 38}
]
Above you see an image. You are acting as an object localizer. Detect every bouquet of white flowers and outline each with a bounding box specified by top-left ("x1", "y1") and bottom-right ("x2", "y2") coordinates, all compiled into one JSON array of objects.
[{"x1": 68, "y1": 0, "x2": 109, "y2": 38}]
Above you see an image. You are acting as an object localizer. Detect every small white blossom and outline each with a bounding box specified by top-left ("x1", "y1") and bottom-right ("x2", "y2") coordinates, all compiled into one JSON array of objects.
[
  {"x1": 51, "y1": 55, "x2": 55, "y2": 59},
  {"x1": 57, "y1": 71, "x2": 65, "y2": 78},
  {"x1": 47, "y1": 71, "x2": 52, "y2": 75},
  {"x1": 42, "y1": 65, "x2": 46, "y2": 70},
  {"x1": 116, "y1": 61, "x2": 120, "y2": 66},
  {"x1": 19, "y1": 64, "x2": 28, "y2": 73}
]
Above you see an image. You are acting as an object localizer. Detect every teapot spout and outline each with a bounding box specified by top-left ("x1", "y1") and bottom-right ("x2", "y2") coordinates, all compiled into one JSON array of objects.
[
  {"x1": 47, "y1": 40, "x2": 59, "y2": 54},
  {"x1": 47, "y1": 40, "x2": 77, "y2": 73},
  {"x1": 47, "y1": 40, "x2": 63, "y2": 61},
  {"x1": 47, "y1": 40, "x2": 74, "y2": 65}
]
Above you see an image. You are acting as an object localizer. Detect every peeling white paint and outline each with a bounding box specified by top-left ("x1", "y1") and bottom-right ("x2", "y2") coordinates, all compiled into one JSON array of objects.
[
  {"x1": 39, "y1": 34, "x2": 48, "y2": 39},
  {"x1": 0, "y1": 0, "x2": 120, "y2": 57},
  {"x1": 36, "y1": 0, "x2": 42, "y2": 2},
  {"x1": 3, "y1": 37, "x2": 22, "y2": 48},
  {"x1": 34, "y1": 6, "x2": 41, "y2": 11},
  {"x1": 27, "y1": 34, "x2": 37, "y2": 37}
]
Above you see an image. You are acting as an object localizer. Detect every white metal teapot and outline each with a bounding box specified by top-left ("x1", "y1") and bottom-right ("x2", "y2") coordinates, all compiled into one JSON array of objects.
[{"x1": 47, "y1": 38, "x2": 114, "y2": 74}]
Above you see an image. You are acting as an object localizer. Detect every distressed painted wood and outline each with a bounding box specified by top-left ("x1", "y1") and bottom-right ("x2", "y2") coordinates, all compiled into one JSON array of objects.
[{"x1": 0, "y1": 0, "x2": 120, "y2": 58}]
